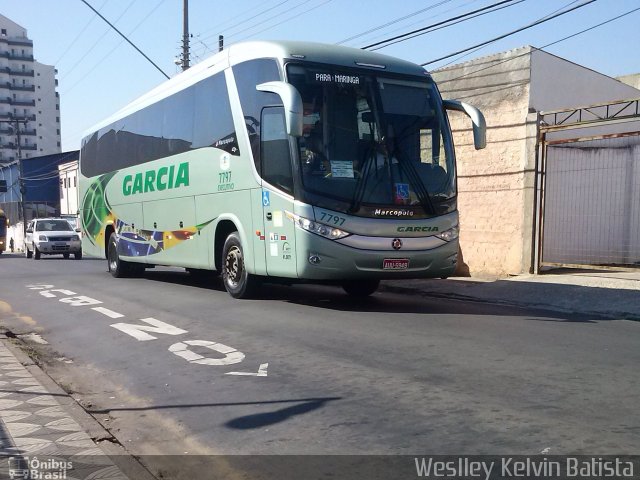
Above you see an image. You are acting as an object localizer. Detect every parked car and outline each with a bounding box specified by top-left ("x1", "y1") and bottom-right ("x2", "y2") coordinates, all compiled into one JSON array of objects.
[{"x1": 24, "y1": 218, "x2": 82, "y2": 260}]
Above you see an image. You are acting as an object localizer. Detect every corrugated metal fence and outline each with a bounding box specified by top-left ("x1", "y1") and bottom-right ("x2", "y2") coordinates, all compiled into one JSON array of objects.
[
  {"x1": 536, "y1": 98, "x2": 640, "y2": 271},
  {"x1": 542, "y1": 134, "x2": 640, "y2": 268}
]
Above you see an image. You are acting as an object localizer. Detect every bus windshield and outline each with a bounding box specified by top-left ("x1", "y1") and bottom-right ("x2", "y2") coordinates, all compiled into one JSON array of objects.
[{"x1": 287, "y1": 64, "x2": 456, "y2": 217}]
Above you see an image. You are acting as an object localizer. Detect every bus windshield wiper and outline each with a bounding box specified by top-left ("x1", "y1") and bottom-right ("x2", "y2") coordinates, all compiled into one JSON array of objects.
[
  {"x1": 393, "y1": 141, "x2": 436, "y2": 215},
  {"x1": 348, "y1": 138, "x2": 378, "y2": 214}
]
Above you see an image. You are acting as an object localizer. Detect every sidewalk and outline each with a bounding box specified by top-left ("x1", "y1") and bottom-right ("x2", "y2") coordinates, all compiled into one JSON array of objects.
[
  {"x1": 382, "y1": 269, "x2": 640, "y2": 320},
  {"x1": 0, "y1": 334, "x2": 152, "y2": 480}
]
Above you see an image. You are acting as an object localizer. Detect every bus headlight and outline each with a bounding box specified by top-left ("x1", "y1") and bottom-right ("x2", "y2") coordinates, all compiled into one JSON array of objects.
[
  {"x1": 286, "y1": 212, "x2": 350, "y2": 240},
  {"x1": 436, "y1": 225, "x2": 459, "y2": 242}
]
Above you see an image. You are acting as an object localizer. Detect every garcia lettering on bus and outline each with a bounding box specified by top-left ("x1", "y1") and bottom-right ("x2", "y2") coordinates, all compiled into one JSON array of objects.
[{"x1": 123, "y1": 162, "x2": 189, "y2": 196}]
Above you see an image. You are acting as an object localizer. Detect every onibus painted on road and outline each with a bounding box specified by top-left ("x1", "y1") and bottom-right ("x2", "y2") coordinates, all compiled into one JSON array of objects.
[{"x1": 79, "y1": 41, "x2": 486, "y2": 298}]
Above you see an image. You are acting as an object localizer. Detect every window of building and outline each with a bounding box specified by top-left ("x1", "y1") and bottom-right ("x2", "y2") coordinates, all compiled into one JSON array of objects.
[
  {"x1": 1, "y1": 29, "x2": 6, "y2": 36},
  {"x1": 56, "y1": 104, "x2": 59, "y2": 110},
  {"x1": 56, "y1": 117, "x2": 60, "y2": 123}
]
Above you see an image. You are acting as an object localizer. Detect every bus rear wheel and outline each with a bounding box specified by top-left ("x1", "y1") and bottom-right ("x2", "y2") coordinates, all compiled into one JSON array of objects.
[
  {"x1": 221, "y1": 232, "x2": 258, "y2": 299},
  {"x1": 342, "y1": 279, "x2": 380, "y2": 297},
  {"x1": 108, "y1": 234, "x2": 142, "y2": 278}
]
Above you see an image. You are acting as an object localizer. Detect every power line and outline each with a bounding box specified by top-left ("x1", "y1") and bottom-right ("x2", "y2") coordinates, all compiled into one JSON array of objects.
[
  {"x1": 235, "y1": 0, "x2": 334, "y2": 42},
  {"x1": 61, "y1": 1, "x2": 137, "y2": 81},
  {"x1": 196, "y1": 0, "x2": 288, "y2": 42},
  {"x1": 345, "y1": 0, "x2": 484, "y2": 49},
  {"x1": 222, "y1": 0, "x2": 318, "y2": 41},
  {"x1": 191, "y1": 0, "x2": 296, "y2": 58},
  {"x1": 336, "y1": 0, "x2": 455, "y2": 46},
  {"x1": 79, "y1": 0, "x2": 170, "y2": 79},
  {"x1": 54, "y1": 0, "x2": 110, "y2": 65},
  {"x1": 362, "y1": 0, "x2": 519, "y2": 50},
  {"x1": 434, "y1": 5, "x2": 640, "y2": 85},
  {"x1": 421, "y1": 0, "x2": 597, "y2": 66},
  {"x1": 437, "y1": 0, "x2": 582, "y2": 68},
  {"x1": 61, "y1": 0, "x2": 167, "y2": 96}
]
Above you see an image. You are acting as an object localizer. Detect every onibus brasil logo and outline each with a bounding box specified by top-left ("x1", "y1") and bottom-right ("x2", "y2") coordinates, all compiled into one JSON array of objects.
[{"x1": 7, "y1": 456, "x2": 73, "y2": 479}]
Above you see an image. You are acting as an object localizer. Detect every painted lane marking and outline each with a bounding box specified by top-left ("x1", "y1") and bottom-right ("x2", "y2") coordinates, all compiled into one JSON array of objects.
[
  {"x1": 91, "y1": 307, "x2": 124, "y2": 319},
  {"x1": 60, "y1": 295, "x2": 102, "y2": 307},
  {"x1": 110, "y1": 317, "x2": 188, "y2": 342},
  {"x1": 169, "y1": 340, "x2": 245, "y2": 366},
  {"x1": 226, "y1": 363, "x2": 268, "y2": 377},
  {"x1": 40, "y1": 289, "x2": 76, "y2": 298},
  {"x1": 25, "y1": 284, "x2": 269, "y2": 376}
]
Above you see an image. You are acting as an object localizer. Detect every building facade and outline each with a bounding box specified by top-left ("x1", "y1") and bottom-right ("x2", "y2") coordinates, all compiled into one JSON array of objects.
[
  {"x1": 432, "y1": 46, "x2": 640, "y2": 276},
  {"x1": 0, "y1": 14, "x2": 60, "y2": 165},
  {"x1": 58, "y1": 159, "x2": 79, "y2": 217}
]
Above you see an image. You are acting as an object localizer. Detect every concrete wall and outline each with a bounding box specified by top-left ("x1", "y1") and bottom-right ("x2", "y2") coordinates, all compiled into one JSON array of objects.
[{"x1": 432, "y1": 47, "x2": 534, "y2": 276}]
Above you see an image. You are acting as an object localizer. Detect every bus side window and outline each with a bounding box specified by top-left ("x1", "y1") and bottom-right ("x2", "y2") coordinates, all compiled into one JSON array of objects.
[{"x1": 261, "y1": 106, "x2": 293, "y2": 196}]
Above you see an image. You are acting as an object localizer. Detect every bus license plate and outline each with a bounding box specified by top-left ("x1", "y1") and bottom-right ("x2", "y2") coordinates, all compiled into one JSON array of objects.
[{"x1": 383, "y1": 258, "x2": 409, "y2": 270}]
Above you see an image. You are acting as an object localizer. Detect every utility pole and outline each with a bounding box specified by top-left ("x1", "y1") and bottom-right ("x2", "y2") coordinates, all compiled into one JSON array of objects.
[
  {"x1": 14, "y1": 119, "x2": 27, "y2": 236},
  {"x1": 182, "y1": 0, "x2": 190, "y2": 71},
  {"x1": 0, "y1": 118, "x2": 27, "y2": 235}
]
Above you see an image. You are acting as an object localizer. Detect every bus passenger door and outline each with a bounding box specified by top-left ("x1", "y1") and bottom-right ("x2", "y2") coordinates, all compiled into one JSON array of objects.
[{"x1": 260, "y1": 106, "x2": 298, "y2": 277}]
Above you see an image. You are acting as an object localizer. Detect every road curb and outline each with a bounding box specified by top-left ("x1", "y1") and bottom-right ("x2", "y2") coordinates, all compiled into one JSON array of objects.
[
  {"x1": 0, "y1": 333, "x2": 157, "y2": 480},
  {"x1": 379, "y1": 283, "x2": 640, "y2": 321}
]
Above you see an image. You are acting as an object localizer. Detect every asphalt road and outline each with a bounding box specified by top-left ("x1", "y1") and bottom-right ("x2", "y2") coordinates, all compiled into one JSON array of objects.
[{"x1": 1, "y1": 253, "x2": 638, "y2": 468}]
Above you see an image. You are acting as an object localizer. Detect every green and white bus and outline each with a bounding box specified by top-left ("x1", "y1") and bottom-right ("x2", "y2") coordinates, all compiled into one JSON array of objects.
[{"x1": 79, "y1": 41, "x2": 486, "y2": 298}]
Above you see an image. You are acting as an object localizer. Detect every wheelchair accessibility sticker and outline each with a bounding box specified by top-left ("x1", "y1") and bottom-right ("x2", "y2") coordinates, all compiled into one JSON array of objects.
[{"x1": 262, "y1": 190, "x2": 270, "y2": 207}]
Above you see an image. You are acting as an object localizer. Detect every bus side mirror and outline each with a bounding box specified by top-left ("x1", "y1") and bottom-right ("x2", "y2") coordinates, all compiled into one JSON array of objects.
[
  {"x1": 256, "y1": 81, "x2": 303, "y2": 137},
  {"x1": 443, "y1": 99, "x2": 486, "y2": 150}
]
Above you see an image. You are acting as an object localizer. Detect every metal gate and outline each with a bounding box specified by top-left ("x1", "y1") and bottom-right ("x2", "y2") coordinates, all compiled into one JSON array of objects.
[{"x1": 535, "y1": 98, "x2": 640, "y2": 271}]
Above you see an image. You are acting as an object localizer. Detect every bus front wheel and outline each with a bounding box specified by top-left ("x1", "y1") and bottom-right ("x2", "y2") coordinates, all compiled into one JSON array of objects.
[
  {"x1": 342, "y1": 279, "x2": 380, "y2": 297},
  {"x1": 222, "y1": 232, "x2": 257, "y2": 299},
  {"x1": 108, "y1": 234, "x2": 142, "y2": 278}
]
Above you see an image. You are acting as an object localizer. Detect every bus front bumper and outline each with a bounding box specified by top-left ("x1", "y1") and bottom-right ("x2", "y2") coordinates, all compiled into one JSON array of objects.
[{"x1": 295, "y1": 229, "x2": 459, "y2": 280}]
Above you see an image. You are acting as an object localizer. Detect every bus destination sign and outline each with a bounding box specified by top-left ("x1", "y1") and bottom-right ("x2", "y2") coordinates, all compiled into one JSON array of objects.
[{"x1": 310, "y1": 71, "x2": 362, "y2": 86}]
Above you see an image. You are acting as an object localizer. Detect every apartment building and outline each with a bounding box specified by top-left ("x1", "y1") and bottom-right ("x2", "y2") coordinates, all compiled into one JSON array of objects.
[{"x1": 0, "y1": 14, "x2": 60, "y2": 165}]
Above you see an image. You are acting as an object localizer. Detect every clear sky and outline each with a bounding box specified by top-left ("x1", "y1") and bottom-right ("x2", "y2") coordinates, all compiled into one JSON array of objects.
[{"x1": 2, "y1": 0, "x2": 639, "y2": 151}]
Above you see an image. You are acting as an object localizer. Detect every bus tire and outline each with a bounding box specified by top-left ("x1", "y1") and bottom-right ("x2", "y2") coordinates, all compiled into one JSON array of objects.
[
  {"x1": 342, "y1": 279, "x2": 379, "y2": 297},
  {"x1": 108, "y1": 234, "x2": 139, "y2": 278},
  {"x1": 33, "y1": 246, "x2": 41, "y2": 260},
  {"x1": 221, "y1": 232, "x2": 257, "y2": 299}
]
